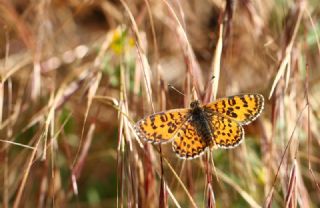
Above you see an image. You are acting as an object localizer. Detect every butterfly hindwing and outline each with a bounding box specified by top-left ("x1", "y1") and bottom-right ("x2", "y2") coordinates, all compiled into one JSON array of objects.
[
  {"x1": 204, "y1": 94, "x2": 264, "y2": 125},
  {"x1": 207, "y1": 114, "x2": 244, "y2": 148},
  {"x1": 134, "y1": 109, "x2": 190, "y2": 143},
  {"x1": 172, "y1": 118, "x2": 208, "y2": 159}
]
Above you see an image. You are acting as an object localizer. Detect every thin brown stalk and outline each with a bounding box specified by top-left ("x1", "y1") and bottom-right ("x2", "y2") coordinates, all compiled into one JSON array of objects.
[
  {"x1": 305, "y1": 62, "x2": 320, "y2": 193},
  {"x1": 285, "y1": 160, "x2": 297, "y2": 208}
]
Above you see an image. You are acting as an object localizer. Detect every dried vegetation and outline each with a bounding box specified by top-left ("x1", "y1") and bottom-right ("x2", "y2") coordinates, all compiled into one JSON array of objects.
[{"x1": 0, "y1": 0, "x2": 320, "y2": 207}]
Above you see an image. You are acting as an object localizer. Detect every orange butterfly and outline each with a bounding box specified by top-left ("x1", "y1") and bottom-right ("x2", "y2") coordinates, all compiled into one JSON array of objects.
[{"x1": 134, "y1": 94, "x2": 264, "y2": 159}]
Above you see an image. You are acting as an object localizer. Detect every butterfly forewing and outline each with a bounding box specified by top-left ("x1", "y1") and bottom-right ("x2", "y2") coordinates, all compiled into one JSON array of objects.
[
  {"x1": 134, "y1": 109, "x2": 190, "y2": 143},
  {"x1": 204, "y1": 94, "x2": 264, "y2": 125}
]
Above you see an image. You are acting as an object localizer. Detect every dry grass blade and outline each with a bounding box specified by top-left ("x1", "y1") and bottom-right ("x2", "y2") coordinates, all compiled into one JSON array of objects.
[
  {"x1": 165, "y1": 183, "x2": 182, "y2": 208},
  {"x1": 2, "y1": 55, "x2": 32, "y2": 82},
  {"x1": 285, "y1": 160, "x2": 297, "y2": 208},
  {"x1": 268, "y1": 49, "x2": 290, "y2": 99},
  {"x1": 41, "y1": 92, "x2": 55, "y2": 160},
  {"x1": 159, "y1": 177, "x2": 168, "y2": 208},
  {"x1": 306, "y1": 9, "x2": 320, "y2": 57},
  {"x1": 264, "y1": 104, "x2": 308, "y2": 206},
  {"x1": 0, "y1": 139, "x2": 35, "y2": 150},
  {"x1": 31, "y1": 62, "x2": 41, "y2": 101},
  {"x1": 203, "y1": 152, "x2": 215, "y2": 208},
  {"x1": 72, "y1": 72, "x2": 101, "y2": 167},
  {"x1": 162, "y1": 157, "x2": 198, "y2": 208},
  {"x1": 206, "y1": 183, "x2": 216, "y2": 208},
  {"x1": 0, "y1": 82, "x2": 3, "y2": 125},
  {"x1": 305, "y1": 61, "x2": 320, "y2": 195},
  {"x1": 136, "y1": 44, "x2": 154, "y2": 110},
  {"x1": 72, "y1": 123, "x2": 96, "y2": 179},
  {"x1": 264, "y1": 188, "x2": 274, "y2": 208},
  {"x1": 120, "y1": 0, "x2": 154, "y2": 109},
  {"x1": 161, "y1": 0, "x2": 204, "y2": 94},
  {"x1": 143, "y1": 0, "x2": 159, "y2": 62},
  {"x1": 119, "y1": 0, "x2": 144, "y2": 51},
  {"x1": 0, "y1": 28, "x2": 10, "y2": 127},
  {"x1": 13, "y1": 137, "x2": 42, "y2": 208},
  {"x1": 269, "y1": 1, "x2": 305, "y2": 99},
  {"x1": 208, "y1": 23, "x2": 223, "y2": 102}
]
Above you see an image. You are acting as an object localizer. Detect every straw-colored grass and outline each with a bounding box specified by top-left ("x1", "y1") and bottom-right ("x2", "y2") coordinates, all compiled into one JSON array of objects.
[{"x1": 0, "y1": 0, "x2": 319, "y2": 207}]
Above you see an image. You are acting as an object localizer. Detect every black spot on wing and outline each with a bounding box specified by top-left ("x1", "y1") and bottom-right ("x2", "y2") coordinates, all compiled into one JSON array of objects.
[
  {"x1": 159, "y1": 113, "x2": 168, "y2": 122},
  {"x1": 228, "y1": 98, "x2": 236, "y2": 106}
]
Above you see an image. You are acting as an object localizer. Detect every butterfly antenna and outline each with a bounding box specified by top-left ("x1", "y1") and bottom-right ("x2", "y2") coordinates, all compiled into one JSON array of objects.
[{"x1": 168, "y1": 84, "x2": 185, "y2": 97}]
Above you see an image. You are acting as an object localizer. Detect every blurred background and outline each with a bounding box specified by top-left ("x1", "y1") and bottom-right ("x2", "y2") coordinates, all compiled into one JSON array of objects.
[{"x1": 0, "y1": 0, "x2": 320, "y2": 207}]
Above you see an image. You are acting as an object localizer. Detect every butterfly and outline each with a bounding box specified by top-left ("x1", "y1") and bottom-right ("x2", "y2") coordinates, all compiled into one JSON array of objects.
[{"x1": 134, "y1": 94, "x2": 264, "y2": 159}]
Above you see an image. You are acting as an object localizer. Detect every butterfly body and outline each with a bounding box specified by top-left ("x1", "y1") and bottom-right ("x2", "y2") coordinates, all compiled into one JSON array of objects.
[
  {"x1": 189, "y1": 100, "x2": 214, "y2": 147},
  {"x1": 134, "y1": 94, "x2": 264, "y2": 159}
]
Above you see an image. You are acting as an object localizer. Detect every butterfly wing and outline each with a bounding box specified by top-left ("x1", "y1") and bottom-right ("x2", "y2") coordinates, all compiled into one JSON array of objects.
[
  {"x1": 204, "y1": 94, "x2": 264, "y2": 125},
  {"x1": 172, "y1": 118, "x2": 208, "y2": 159},
  {"x1": 209, "y1": 114, "x2": 244, "y2": 148},
  {"x1": 134, "y1": 109, "x2": 190, "y2": 143}
]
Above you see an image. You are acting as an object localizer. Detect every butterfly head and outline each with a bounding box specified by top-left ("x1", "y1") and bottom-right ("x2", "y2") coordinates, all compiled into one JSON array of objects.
[{"x1": 190, "y1": 100, "x2": 201, "y2": 110}]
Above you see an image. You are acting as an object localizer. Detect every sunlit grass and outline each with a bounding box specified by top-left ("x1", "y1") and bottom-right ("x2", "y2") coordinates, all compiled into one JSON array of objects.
[{"x1": 0, "y1": 0, "x2": 319, "y2": 207}]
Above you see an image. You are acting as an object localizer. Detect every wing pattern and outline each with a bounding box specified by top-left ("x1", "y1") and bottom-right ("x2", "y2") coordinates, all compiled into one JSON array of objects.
[{"x1": 134, "y1": 109, "x2": 189, "y2": 143}]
